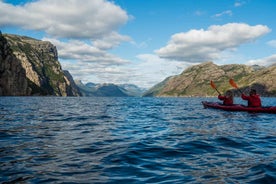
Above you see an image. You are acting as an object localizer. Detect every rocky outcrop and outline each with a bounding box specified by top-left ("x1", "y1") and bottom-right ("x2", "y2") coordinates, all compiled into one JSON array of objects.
[
  {"x1": 0, "y1": 31, "x2": 30, "y2": 95},
  {"x1": 0, "y1": 32, "x2": 80, "y2": 96},
  {"x1": 144, "y1": 62, "x2": 276, "y2": 97},
  {"x1": 63, "y1": 70, "x2": 81, "y2": 96}
]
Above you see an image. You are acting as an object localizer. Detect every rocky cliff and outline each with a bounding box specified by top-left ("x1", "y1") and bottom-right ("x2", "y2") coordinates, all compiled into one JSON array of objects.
[
  {"x1": 0, "y1": 32, "x2": 30, "y2": 95},
  {"x1": 144, "y1": 62, "x2": 276, "y2": 97},
  {"x1": 0, "y1": 32, "x2": 80, "y2": 96}
]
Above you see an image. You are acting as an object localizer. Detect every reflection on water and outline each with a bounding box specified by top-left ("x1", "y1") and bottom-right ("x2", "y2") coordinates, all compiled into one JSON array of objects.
[{"x1": 0, "y1": 97, "x2": 276, "y2": 183}]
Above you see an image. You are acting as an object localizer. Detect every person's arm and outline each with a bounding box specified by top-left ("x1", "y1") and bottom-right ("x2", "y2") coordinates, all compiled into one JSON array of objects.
[
  {"x1": 218, "y1": 95, "x2": 225, "y2": 100},
  {"x1": 241, "y1": 93, "x2": 249, "y2": 100}
]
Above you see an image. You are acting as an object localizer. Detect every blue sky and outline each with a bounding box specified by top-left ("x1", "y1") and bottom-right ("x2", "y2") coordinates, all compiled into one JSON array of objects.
[{"x1": 1, "y1": 0, "x2": 276, "y2": 88}]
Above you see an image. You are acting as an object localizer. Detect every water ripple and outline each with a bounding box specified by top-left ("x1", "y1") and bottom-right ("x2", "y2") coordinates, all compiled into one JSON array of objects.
[{"x1": 0, "y1": 97, "x2": 275, "y2": 183}]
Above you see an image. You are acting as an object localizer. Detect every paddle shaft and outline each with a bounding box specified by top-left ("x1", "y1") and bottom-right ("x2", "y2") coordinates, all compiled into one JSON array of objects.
[
  {"x1": 210, "y1": 80, "x2": 221, "y2": 95},
  {"x1": 214, "y1": 88, "x2": 221, "y2": 95}
]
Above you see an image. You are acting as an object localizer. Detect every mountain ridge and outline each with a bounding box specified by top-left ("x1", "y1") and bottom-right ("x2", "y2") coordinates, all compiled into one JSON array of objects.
[
  {"x1": 143, "y1": 62, "x2": 276, "y2": 97},
  {"x1": 75, "y1": 80, "x2": 146, "y2": 97},
  {"x1": 1, "y1": 32, "x2": 275, "y2": 97}
]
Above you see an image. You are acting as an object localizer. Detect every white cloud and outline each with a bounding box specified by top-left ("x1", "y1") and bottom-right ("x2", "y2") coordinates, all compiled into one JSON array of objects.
[
  {"x1": 60, "y1": 53, "x2": 191, "y2": 88},
  {"x1": 267, "y1": 40, "x2": 276, "y2": 48},
  {"x1": 92, "y1": 31, "x2": 132, "y2": 50},
  {"x1": 60, "y1": 59, "x2": 140, "y2": 87},
  {"x1": 61, "y1": 60, "x2": 131, "y2": 83},
  {"x1": 43, "y1": 38, "x2": 129, "y2": 65},
  {"x1": 213, "y1": 10, "x2": 232, "y2": 18},
  {"x1": 129, "y1": 54, "x2": 192, "y2": 88},
  {"x1": 155, "y1": 23, "x2": 271, "y2": 62},
  {"x1": 0, "y1": 0, "x2": 137, "y2": 85},
  {"x1": 1, "y1": 1, "x2": 272, "y2": 89},
  {"x1": 246, "y1": 55, "x2": 276, "y2": 66},
  {"x1": 194, "y1": 10, "x2": 205, "y2": 16},
  {"x1": 234, "y1": 1, "x2": 247, "y2": 7},
  {"x1": 234, "y1": 2, "x2": 242, "y2": 7},
  {"x1": 130, "y1": 38, "x2": 152, "y2": 49},
  {"x1": 0, "y1": 0, "x2": 129, "y2": 39}
]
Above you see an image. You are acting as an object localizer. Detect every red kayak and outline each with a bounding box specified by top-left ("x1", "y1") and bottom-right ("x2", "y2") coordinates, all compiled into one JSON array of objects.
[{"x1": 202, "y1": 101, "x2": 276, "y2": 114}]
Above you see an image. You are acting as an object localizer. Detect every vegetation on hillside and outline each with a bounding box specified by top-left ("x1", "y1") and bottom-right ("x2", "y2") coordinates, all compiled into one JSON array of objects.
[{"x1": 143, "y1": 62, "x2": 276, "y2": 97}]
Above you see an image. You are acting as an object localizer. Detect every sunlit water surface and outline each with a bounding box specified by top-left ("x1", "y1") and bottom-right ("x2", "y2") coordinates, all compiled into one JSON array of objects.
[{"x1": 0, "y1": 97, "x2": 275, "y2": 183}]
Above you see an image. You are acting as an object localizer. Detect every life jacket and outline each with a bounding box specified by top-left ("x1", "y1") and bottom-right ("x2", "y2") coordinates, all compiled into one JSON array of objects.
[
  {"x1": 241, "y1": 94, "x2": 262, "y2": 107},
  {"x1": 218, "y1": 95, "x2": 233, "y2": 105}
]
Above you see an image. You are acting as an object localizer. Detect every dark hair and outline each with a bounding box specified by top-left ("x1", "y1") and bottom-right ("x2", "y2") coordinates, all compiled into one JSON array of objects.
[{"x1": 250, "y1": 89, "x2": 257, "y2": 95}]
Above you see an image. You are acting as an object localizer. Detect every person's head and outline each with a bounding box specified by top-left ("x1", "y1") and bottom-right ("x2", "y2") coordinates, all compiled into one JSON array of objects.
[
  {"x1": 225, "y1": 90, "x2": 233, "y2": 97},
  {"x1": 250, "y1": 89, "x2": 257, "y2": 96}
]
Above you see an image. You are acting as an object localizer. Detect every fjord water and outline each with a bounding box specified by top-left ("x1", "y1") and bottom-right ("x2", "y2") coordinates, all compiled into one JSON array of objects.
[{"x1": 1, "y1": 97, "x2": 275, "y2": 183}]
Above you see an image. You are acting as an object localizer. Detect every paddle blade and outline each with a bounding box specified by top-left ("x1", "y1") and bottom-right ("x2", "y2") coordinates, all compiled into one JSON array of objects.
[
  {"x1": 210, "y1": 80, "x2": 216, "y2": 89},
  {"x1": 229, "y1": 79, "x2": 238, "y2": 89},
  {"x1": 210, "y1": 80, "x2": 220, "y2": 94}
]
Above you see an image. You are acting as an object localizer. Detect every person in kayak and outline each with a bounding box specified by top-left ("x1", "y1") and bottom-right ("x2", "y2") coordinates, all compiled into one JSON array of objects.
[
  {"x1": 241, "y1": 89, "x2": 262, "y2": 107},
  {"x1": 218, "y1": 90, "x2": 233, "y2": 105}
]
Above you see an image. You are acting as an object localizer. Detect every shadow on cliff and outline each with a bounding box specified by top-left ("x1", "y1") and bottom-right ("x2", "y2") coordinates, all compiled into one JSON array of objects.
[{"x1": 1, "y1": 32, "x2": 27, "y2": 95}]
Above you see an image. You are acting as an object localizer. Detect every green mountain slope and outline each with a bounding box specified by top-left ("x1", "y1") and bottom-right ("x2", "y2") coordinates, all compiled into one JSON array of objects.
[{"x1": 143, "y1": 62, "x2": 276, "y2": 97}]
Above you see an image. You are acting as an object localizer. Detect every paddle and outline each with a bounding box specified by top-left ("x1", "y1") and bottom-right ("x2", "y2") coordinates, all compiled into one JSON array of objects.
[
  {"x1": 229, "y1": 79, "x2": 243, "y2": 93},
  {"x1": 210, "y1": 80, "x2": 221, "y2": 95}
]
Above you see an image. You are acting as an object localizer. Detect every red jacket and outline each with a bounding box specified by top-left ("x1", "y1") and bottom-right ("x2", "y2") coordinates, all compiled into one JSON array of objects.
[
  {"x1": 241, "y1": 93, "x2": 262, "y2": 107},
  {"x1": 218, "y1": 95, "x2": 233, "y2": 105}
]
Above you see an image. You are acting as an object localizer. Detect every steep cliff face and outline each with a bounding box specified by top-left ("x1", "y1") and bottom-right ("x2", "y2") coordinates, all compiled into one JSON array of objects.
[
  {"x1": 63, "y1": 70, "x2": 81, "y2": 96},
  {"x1": 0, "y1": 32, "x2": 80, "y2": 96},
  {"x1": 0, "y1": 32, "x2": 30, "y2": 95},
  {"x1": 144, "y1": 62, "x2": 276, "y2": 97}
]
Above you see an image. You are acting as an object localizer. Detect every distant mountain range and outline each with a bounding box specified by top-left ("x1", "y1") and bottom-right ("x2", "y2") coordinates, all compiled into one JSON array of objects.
[
  {"x1": 1, "y1": 32, "x2": 275, "y2": 97},
  {"x1": 0, "y1": 32, "x2": 146, "y2": 97},
  {"x1": 143, "y1": 62, "x2": 276, "y2": 97},
  {"x1": 75, "y1": 80, "x2": 146, "y2": 97}
]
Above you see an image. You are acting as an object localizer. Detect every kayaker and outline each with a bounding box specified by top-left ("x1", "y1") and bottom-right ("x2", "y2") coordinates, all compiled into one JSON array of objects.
[
  {"x1": 241, "y1": 89, "x2": 262, "y2": 107},
  {"x1": 218, "y1": 90, "x2": 233, "y2": 105}
]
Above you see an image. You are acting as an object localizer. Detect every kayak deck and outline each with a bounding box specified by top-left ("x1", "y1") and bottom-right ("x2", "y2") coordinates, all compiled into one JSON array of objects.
[{"x1": 202, "y1": 101, "x2": 276, "y2": 114}]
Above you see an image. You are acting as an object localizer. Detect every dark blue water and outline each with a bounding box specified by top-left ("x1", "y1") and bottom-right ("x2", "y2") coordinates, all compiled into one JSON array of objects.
[{"x1": 0, "y1": 97, "x2": 275, "y2": 183}]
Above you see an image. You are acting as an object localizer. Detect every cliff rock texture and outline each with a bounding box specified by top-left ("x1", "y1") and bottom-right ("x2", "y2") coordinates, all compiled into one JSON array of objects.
[
  {"x1": 0, "y1": 32, "x2": 30, "y2": 95},
  {"x1": 0, "y1": 32, "x2": 80, "y2": 96},
  {"x1": 144, "y1": 62, "x2": 276, "y2": 97}
]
